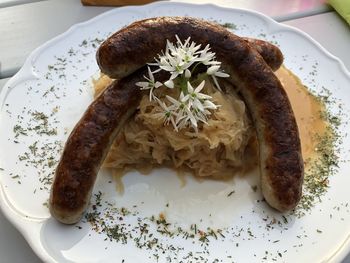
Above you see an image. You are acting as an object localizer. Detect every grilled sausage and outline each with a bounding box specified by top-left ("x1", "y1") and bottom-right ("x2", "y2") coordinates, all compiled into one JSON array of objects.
[
  {"x1": 97, "y1": 17, "x2": 304, "y2": 213},
  {"x1": 243, "y1": 37, "x2": 283, "y2": 71},
  {"x1": 50, "y1": 68, "x2": 150, "y2": 224}
]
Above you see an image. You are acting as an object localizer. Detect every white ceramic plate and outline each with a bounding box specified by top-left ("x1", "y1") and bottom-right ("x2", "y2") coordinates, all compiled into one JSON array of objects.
[{"x1": 1, "y1": 2, "x2": 350, "y2": 263}]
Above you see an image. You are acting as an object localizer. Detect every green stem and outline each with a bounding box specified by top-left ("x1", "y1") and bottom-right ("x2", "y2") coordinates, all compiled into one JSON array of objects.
[{"x1": 179, "y1": 74, "x2": 188, "y2": 94}]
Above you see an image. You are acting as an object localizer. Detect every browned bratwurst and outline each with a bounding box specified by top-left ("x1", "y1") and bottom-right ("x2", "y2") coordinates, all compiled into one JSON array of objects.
[
  {"x1": 243, "y1": 37, "x2": 283, "y2": 71},
  {"x1": 50, "y1": 68, "x2": 157, "y2": 224},
  {"x1": 97, "y1": 17, "x2": 304, "y2": 212}
]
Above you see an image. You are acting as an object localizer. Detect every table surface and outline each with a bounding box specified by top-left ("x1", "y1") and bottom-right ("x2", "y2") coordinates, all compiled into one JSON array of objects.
[{"x1": 0, "y1": 0, "x2": 349, "y2": 262}]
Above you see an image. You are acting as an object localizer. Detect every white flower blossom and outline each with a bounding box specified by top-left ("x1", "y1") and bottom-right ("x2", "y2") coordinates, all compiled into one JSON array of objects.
[
  {"x1": 153, "y1": 97, "x2": 178, "y2": 131},
  {"x1": 186, "y1": 81, "x2": 218, "y2": 128},
  {"x1": 169, "y1": 81, "x2": 220, "y2": 131},
  {"x1": 196, "y1": 44, "x2": 220, "y2": 65},
  {"x1": 135, "y1": 66, "x2": 162, "y2": 101},
  {"x1": 202, "y1": 99, "x2": 218, "y2": 110},
  {"x1": 175, "y1": 36, "x2": 202, "y2": 62},
  {"x1": 153, "y1": 35, "x2": 202, "y2": 80},
  {"x1": 206, "y1": 64, "x2": 229, "y2": 90},
  {"x1": 207, "y1": 65, "x2": 230, "y2": 78},
  {"x1": 185, "y1": 80, "x2": 212, "y2": 101},
  {"x1": 166, "y1": 93, "x2": 188, "y2": 125},
  {"x1": 207, "y1": 65, "x2": 220, "y2": 75},
  {"x1": 136, "y1": 35, "x2": 228, "y2": 132},
  {"x1": 177, "y1": 109, "x2": 198, "y2": 132},
  {"x1": 154, "y1": 45, "x2": 191, "y2": 79}
]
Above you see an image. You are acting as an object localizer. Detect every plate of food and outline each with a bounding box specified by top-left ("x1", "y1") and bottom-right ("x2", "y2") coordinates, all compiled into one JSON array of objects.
[{"x1": 1, "y1": 2, "x2": 350, "y2": 263}]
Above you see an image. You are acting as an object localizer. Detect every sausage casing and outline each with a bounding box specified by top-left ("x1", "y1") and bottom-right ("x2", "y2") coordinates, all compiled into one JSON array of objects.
[
  {"x1": 243, "y1": 37, "x2": 283, "y2": 71},
  {"x1": 49, "y1": 69, "x2": 145, "y2": 224}
]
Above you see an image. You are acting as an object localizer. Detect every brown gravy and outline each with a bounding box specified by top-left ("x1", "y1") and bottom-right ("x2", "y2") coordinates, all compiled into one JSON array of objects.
[{"x1": 275, "y1": 66, "x2": 327, "y2": 163}]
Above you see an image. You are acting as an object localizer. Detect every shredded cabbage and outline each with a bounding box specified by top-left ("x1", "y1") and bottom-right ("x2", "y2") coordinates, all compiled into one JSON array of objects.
[{"x1": 94, "y1": 74, "x2": 255, "y2": 179}]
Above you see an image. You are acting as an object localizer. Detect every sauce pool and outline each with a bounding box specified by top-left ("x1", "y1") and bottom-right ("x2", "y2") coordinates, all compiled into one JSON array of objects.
[{"x1": 275, "y1": 66, "x2": 327, "y2": 165}]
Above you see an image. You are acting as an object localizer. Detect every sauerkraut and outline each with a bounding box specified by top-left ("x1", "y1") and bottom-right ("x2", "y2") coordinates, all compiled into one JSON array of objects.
[{"x1": 93, "y1": 74, "x2": 255, "y2": 179}]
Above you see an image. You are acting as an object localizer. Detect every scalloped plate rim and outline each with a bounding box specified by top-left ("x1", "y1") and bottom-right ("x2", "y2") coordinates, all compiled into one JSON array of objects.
[{"x1": 0, "y1": 2, "x2": 350, "y2": 263}]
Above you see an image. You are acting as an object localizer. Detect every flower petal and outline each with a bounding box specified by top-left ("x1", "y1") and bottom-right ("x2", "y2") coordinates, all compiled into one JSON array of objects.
[
  {"x1": 211, "y1": 76, "x2": 222, "y2": 91},
  {"x1": 147, "y1": 66, "x2": 154, "y2": 81},
  {"x1": 164, "y1": 79, "x2": 174, "y2": 89},
  {"x1": 135, "y1": 81, "x2": 148, "y2": 88},
  {"x1": 170, "y1": 72, "x2": 179, "y2": 80},
  {"x1": 207, "y1": 65, "x2": 220, "y2": 75},
  {"x1": 185, "y1": 69, "x2": 191, "y2": 79},
  {"x1": 187, "y1": 81, "x2": 194, "y2": 93},
  {"x1": 154, "y1": 81, "x2": 163, "y2": 88},
  {"x1": 166, "y1": 95, "x2": 180, "y2": 106},
  {"x1": 197, "y1": 93, "x2": 212, "y2": 100},
  {"x1": 181, "y1": 94, "x2": 190, "y2": 103},
  {"x1": 203, "y1": 100, "x2": 218, "y2": 109},
  {"x1": 215, "y1": 71, "x2": 230, "y2": 78},
  {"x1": 194, "y1": 80, "x2": 205, "y2": 93}
]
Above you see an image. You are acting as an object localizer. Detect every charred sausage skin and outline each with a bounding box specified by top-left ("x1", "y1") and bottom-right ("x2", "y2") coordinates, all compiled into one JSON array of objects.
[
  {"x1": 50, "y1": 69, "x2": 146, "y2": 224},
  {"x1": 243, "y1": 37, "x2": 283, "y2": 71}
]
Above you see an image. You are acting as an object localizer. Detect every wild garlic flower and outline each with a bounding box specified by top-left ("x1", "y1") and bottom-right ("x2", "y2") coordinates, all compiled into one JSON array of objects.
[
  {"x1": 196, "y1": 44, "x2": 219, "y2": 65},
  {"x1": 136, "y1": 67, "x2": 162, "y2": 101},
  {"x1": 183, "y1": 81, "x2": 213, "y2": 106},
  {"x1": 153, "y1": 97, "x2": 178, "y2": 132},
  {"x1": 137, "y1": 35, "x2": 229, "y2": 132},
  {"x1": 206, "y1": 64, "x2": 230, "y2": 90},
  {"x1": 165, "y1": 81, "x2": 219, "y2": 131},
  {"x1": 154, "y1": 36, "x2": 201, "y2": 80}
]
